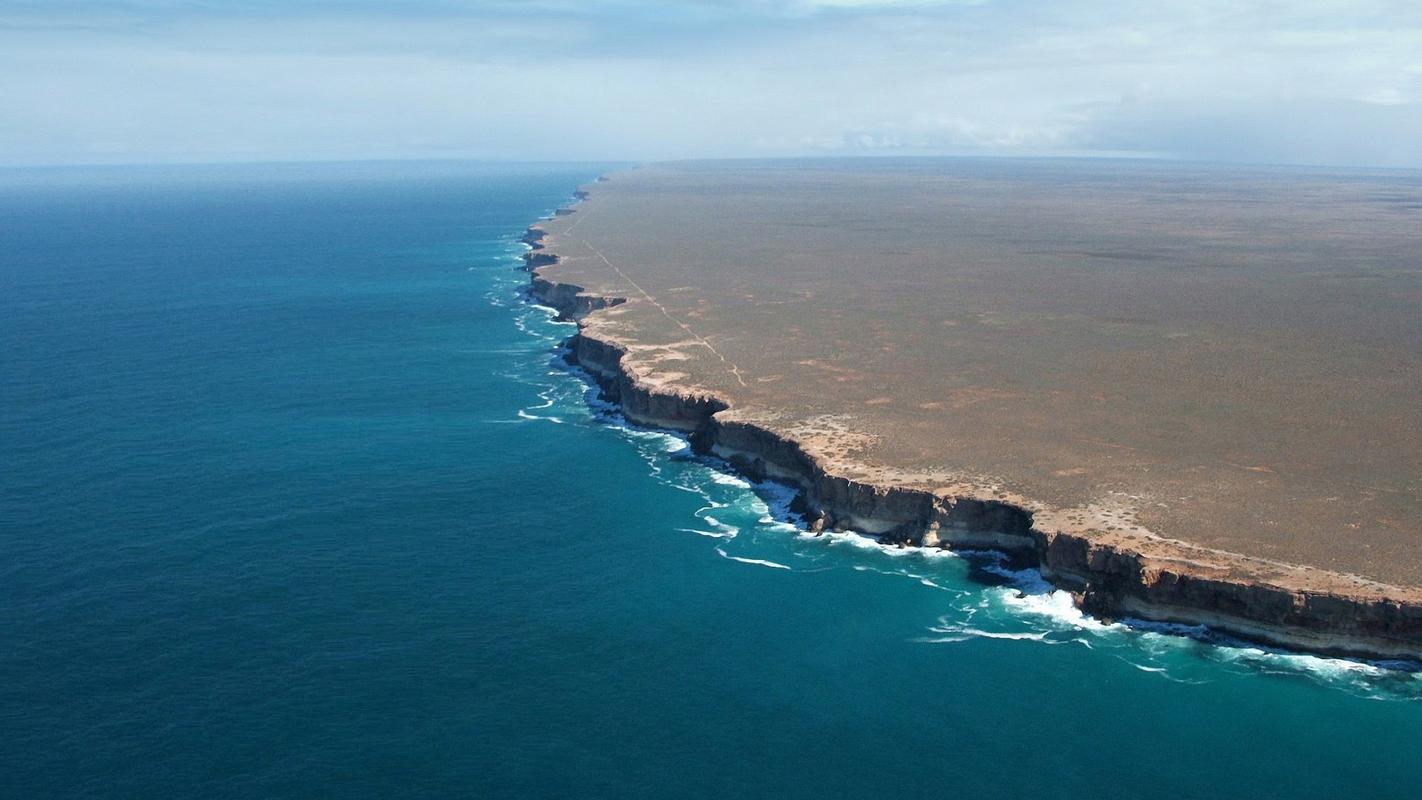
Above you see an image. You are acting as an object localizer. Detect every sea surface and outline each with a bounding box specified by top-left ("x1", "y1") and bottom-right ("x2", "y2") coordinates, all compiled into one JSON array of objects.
[{"x1": 2, "y1": 161, "x2": 1420, "y2": 799}]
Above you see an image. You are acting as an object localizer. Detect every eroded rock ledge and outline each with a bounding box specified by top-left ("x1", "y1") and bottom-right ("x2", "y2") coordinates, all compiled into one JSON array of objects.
[{"x1": 520, "y1": 198, "x2": 1422, "y2": 664}]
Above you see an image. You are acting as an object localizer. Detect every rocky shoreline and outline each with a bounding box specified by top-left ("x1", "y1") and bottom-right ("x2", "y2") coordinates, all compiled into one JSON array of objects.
[{"x1": 519, "y1": 194, "x2": 1422, "y2": 664}]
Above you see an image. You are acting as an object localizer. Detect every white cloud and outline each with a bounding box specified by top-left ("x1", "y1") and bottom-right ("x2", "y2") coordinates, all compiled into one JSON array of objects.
[{"x1": 1, "y1": 0, "x2": 1420, "y2": 166}]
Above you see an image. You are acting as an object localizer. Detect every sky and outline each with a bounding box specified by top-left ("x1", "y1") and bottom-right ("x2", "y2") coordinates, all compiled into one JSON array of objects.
[{"x1": 2, "y1": 0, "x2": 1421, "y2": 167}]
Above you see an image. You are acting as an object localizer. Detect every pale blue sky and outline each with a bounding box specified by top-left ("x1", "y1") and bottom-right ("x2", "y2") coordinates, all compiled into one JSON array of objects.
[{"x1": 3, "y1": 0, "x2": 1421, "y2": 166}]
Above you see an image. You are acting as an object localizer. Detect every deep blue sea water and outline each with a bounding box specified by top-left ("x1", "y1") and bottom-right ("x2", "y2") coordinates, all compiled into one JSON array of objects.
[{"x1": 3, "y1": 161, "x2": 1421, "y2": 799}]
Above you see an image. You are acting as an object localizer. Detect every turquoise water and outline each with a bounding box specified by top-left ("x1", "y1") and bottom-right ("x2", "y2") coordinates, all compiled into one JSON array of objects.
[{"x1": 2, "y1": 161, "x2": 1420, "y2": 799}]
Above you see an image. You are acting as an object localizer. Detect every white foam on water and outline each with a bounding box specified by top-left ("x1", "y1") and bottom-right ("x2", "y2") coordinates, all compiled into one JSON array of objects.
[
  {"x1": 1212, "y1": 643, "x2": 1395, "y2": 680},
  {"x1": 981, "y1": 561, "x2": 1055, "y2": 595},
  {"x1": 602, "y1": 417, "x2": 690, "y2": 457},
  {"x1": 822, "y1": 529, "x2": 905, "y2": 555},
  {"x1": 758, "y1": 517, "x2": 802, "y2": 533},
  {"x1": 523, "y1": 301, "x2": 560, "y2": 319},
  {"x1": 754, "y1": 479, "x2": 801, "y2": 510},
  {"x1": 715, "y1": 548, "x2": 792, "y2": 571},
  {"x1": 917, "y1": 623, "x2": 1050, "y2": 643},
  {"x1": 1117, "y1": 617, "x2": 1422, "y2": 691},
  {"x1": 708, "y1": 472, "x2": 752, "y2": 489},
  {"x1": 1112, "y1": 657, "x2": 1211, "y2": 685},
  {"x1": 516, "y1": 408, "x2": 565, "y2": 424},
  {"x1": 966, "y1": 628, "x2": 1050, "y2": 641},
  {"x1": 997, "y1": 587, "x2": 1112, "y2": 632},
  {"x1": 677, "y1": 527, "x2": 734, "y2": 539},
  {"x1": 816, "y1": 530, "x2": 970, "y2": 565},
  {"x1": 699, "y1": 515, "x2": 740, "y2": 537},
  {"x1": 1121, "y1": 618, "x2": 1212, "y2": 645},
  {"x1": 623, "y1": 427, "x2": 683, "y2": 446}
]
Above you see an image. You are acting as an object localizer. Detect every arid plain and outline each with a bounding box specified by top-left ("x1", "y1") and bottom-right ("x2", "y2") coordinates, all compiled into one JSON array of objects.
[{"x1": 532, "y1": 159, "x2": 1422, "y2": 609}]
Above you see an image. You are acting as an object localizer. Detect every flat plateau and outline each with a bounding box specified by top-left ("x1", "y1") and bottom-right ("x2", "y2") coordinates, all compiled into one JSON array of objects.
[{"x1": 527, "y1": 158, "x2": 1422, "y2": 660}]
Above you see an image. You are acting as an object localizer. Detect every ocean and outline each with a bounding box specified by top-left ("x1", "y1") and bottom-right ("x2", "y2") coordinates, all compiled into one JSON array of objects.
[{"x1": 2, "y1": 161, "x2": 1420, "y2": 799}]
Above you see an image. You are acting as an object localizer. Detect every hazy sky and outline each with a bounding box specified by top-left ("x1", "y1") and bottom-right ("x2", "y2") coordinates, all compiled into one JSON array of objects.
[{"x1": 3, "y1": 0, "x2": 1421, "y2": 167}]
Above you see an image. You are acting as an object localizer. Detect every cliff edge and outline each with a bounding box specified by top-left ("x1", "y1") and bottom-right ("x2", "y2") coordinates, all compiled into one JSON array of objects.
[{"x1": 521, "y1": 172, "x2": 1422, "y2": 663}]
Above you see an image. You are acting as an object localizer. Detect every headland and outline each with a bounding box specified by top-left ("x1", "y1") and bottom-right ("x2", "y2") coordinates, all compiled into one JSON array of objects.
[{"x1": 523, "y1": 159, "x2": 1422, "y2": 661}]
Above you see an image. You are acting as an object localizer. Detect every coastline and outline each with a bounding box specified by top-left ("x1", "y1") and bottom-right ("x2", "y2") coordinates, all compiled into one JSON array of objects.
[{"x1": 520, "y1": 184, "x2": 1422, "y2": 665}]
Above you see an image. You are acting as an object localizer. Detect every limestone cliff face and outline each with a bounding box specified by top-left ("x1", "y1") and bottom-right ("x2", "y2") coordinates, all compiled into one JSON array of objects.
[
  {"x1": 569, "y1": 332, "x2": 727, "y2": 430},
  {"x1": 528, "y1": 277, "x2": 624, "y2": 322},
  {"x1": 522, "y1": 231, "x2": 625, "y2": 322},
  {"x1": 710, "y1": 418, "x2": 935, "y2": 537},
  {"x1": 522, "y1": 218, "x2": 1422, "y2": 663}
]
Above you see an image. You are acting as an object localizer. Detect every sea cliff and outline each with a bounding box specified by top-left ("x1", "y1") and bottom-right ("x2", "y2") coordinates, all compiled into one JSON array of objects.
[{"x1": 521, "y1": 192, "x2": 1422, "y2": 664}]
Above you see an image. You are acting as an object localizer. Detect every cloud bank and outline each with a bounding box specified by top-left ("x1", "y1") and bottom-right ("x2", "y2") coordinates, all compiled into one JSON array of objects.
[{"x1": 2, "y1": 0, "x2": 1420, "y2": 166}]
